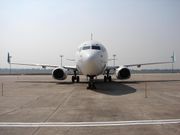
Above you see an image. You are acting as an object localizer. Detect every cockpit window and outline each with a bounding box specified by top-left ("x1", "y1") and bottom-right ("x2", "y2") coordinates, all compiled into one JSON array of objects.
[
  {"x1": 92, "y1": 45, "x2": 101, "y2": 50},
  {"x1": 82, "y1": 46, "x2": 90, "y2": 50}
]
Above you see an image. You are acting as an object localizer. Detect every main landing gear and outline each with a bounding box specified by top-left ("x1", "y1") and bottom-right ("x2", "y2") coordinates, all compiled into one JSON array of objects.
[
  {"x1": 104, "y1": 69, "x2": 112, "y2": 82},
  {"x1": 71, "y1": 70, "x2": 80, "y2": 83}
]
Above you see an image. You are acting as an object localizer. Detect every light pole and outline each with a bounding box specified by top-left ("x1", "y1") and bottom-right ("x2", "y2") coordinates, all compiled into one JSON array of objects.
[
  {"x1": 171, "y1": 52, "x2": 175, "y2": 73},
  {"x1": 7, "y1": 53, "x2": 12, "y2": 74},
  {"x1": 113, "y1": 54, "x2": 116, "y2": 66},
  {"x1": 60, "y1": 55, "x2": 64, "y2": 67}
]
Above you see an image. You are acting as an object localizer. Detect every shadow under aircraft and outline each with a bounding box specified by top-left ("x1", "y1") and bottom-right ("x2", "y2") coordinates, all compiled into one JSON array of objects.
[{"x1": 16, "y1": 78, "x2": 180, "y2": 96}]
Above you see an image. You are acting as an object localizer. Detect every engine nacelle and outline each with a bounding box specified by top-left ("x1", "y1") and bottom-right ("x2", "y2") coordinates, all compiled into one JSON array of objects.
[
  {"x1": 116, "y1": 66, "x2": 131, "y2": 80},
  {"x1": 52, "y1": 68, "x2": 67, "y2": 80}
]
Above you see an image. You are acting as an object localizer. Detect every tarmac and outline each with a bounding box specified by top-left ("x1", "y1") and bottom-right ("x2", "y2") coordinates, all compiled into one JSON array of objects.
[{"x1": 0, "y1": 73, "x2": 180, "y2": 135}]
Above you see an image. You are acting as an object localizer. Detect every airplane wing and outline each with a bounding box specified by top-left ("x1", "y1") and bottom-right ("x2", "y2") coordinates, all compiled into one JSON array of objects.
[
  {"x1": 105, "y1": 66, "x2": 119, "y2": 71},
  {"x1": 63, "y1": 65, "x2": 77, "y2": 70},
  {"x1": 63, "y1": 66, "x2": 80, "y2": 74},
  {"x1": 103, "y1": 66, "x2": 119, "y2": 75},
  {"x1": 104, "y1": 61, "x2": 174, "y2": 74},
  {"x1": 7, "y1": 52, "x2": 58, "y2": 68},
  {"x1": 124, "y1": 61, "x2": 173, "y2": 68},
  {"x1": 9, "y1": 62, "x2": 59, "y2": 68},
  {"x1": 7, "y1": 53, "x2": 79, "y2": 71},
  {"x1": 123, "y1": 52, "x2": 175, "y2": 68}
]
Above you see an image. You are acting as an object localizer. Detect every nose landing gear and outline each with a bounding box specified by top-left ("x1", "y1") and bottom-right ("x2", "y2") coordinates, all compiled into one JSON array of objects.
[{"x1": 87, "y1": 76, "x2": 96, "y2": 89}]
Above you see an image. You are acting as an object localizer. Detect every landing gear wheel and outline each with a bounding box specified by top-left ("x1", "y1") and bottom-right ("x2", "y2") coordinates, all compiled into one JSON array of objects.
[
  {"x1": 72, "y1": 76, "x2": 75, "y2": 83},
  {"x1": 108, "y1": 76, "x2": 112, "y2": 82},
  {"x1": 104, "y1": 76, "x2": 107, "y2": 82},
  {"x1": 87, "y1": 82, "x2": 96, "y2": 89},
  {"x1": 104, "y1": 76, "x2": 112, "y2": 82},
  {"x1": 87, "y1": 82, "x2": 91, "y2": 89},
  {"x1": 76, "y1": 76, "x2": 80, "y2": 83},
  {"x1": 92, "y1": 84, "x2": 96, "y2": 89}
]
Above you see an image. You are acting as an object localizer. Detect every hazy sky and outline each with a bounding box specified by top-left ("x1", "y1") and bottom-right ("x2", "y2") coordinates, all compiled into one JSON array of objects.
[{"x1": 0, "y1": 0, "x2": 180, "y2": 69}]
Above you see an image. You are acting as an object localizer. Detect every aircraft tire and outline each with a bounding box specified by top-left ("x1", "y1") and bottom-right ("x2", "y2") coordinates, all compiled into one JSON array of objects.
[
  {"x1": 72, "y1": 76, "x2": 75, "y2": 83},
  {"x1": 104, "y1": 76, "x2": 107, "y2": 82},
  {"x1": 108, "y1": 76, "x2": 112, "y2": 82},
  {"x1": 76, "y1": 76, "x2": 80, "y2": 83}
]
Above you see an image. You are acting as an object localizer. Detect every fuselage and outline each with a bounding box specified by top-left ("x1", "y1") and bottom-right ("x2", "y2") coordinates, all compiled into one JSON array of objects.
[{"x1": 76, "y1": 40, "x2": 108, "y2": 76}]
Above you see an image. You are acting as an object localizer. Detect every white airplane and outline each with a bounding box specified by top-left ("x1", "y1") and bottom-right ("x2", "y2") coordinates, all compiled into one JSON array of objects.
[{"x1": 7, "y1": 40, "x2": 175, "y2": 89}]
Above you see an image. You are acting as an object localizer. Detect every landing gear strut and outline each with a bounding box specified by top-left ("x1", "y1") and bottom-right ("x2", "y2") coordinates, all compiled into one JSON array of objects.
[
  {"x1": 87, "y1": 76, "x2": 96, "y2": 89},
  {"x1": 104, "y1": 70, "x2": 112, "y2": 82},
  {"x1": 104, "y1": 76, "x2": 112, "y2": 82},
  {"x1": 72, "y1": 70, "x2": 80, "y2": 83}
]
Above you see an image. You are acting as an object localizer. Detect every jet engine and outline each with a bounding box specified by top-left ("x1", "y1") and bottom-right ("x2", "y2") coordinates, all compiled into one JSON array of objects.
[
  {"x1": 52, "y1": 68, "x2": 67, "y2": 80},
  {"x1": 116, "y1": 66, "x2": 131, "y2": 80}
]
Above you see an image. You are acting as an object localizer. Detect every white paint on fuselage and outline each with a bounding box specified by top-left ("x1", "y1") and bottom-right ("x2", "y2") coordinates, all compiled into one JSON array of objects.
[{"x1": 76, "y1": 40, "x2": 108, "y2": 76}]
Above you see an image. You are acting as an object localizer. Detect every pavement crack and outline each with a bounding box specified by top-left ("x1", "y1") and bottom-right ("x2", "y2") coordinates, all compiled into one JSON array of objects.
[
  {"x1": 0, "y1": 96, "x2": 40, "y2": 116},
  {"x1": 44, "y1": 89, "x2": 74, "y2": 122},
  {"x1": 32, "y1": 89, "x2": 74, "y2": 135}
]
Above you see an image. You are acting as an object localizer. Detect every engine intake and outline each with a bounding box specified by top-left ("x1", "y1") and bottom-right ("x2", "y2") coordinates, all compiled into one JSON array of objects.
[
  {"x1": 52, "y1": 68, "x2": 67, "y2": 80},
  {"x1": 116, "y1": 67, "x2": 131, "y2": 80}
]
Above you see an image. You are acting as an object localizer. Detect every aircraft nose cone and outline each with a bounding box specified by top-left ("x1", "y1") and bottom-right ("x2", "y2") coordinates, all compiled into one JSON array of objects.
[
  {"x1": 84, "y1": 53, "x2": 97, "y2": 62},
  {"x1": 82, "y1": 51, "x2": 100, "y2": 65},
  {"x1": 81, "y1": 52, "x2": 101, "y2": 75}
]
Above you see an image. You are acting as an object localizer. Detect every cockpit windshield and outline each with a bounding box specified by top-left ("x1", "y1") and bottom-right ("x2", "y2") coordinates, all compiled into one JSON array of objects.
[
  {"x1": 82, "y1": 46, "x2": 90, "y2": 50},
  {"x1": 81, "y1": 44, "x2": 101, "y2": 51},
  {"x1": 92, "y1": 45, "x2": 101, "y2": 50}
]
